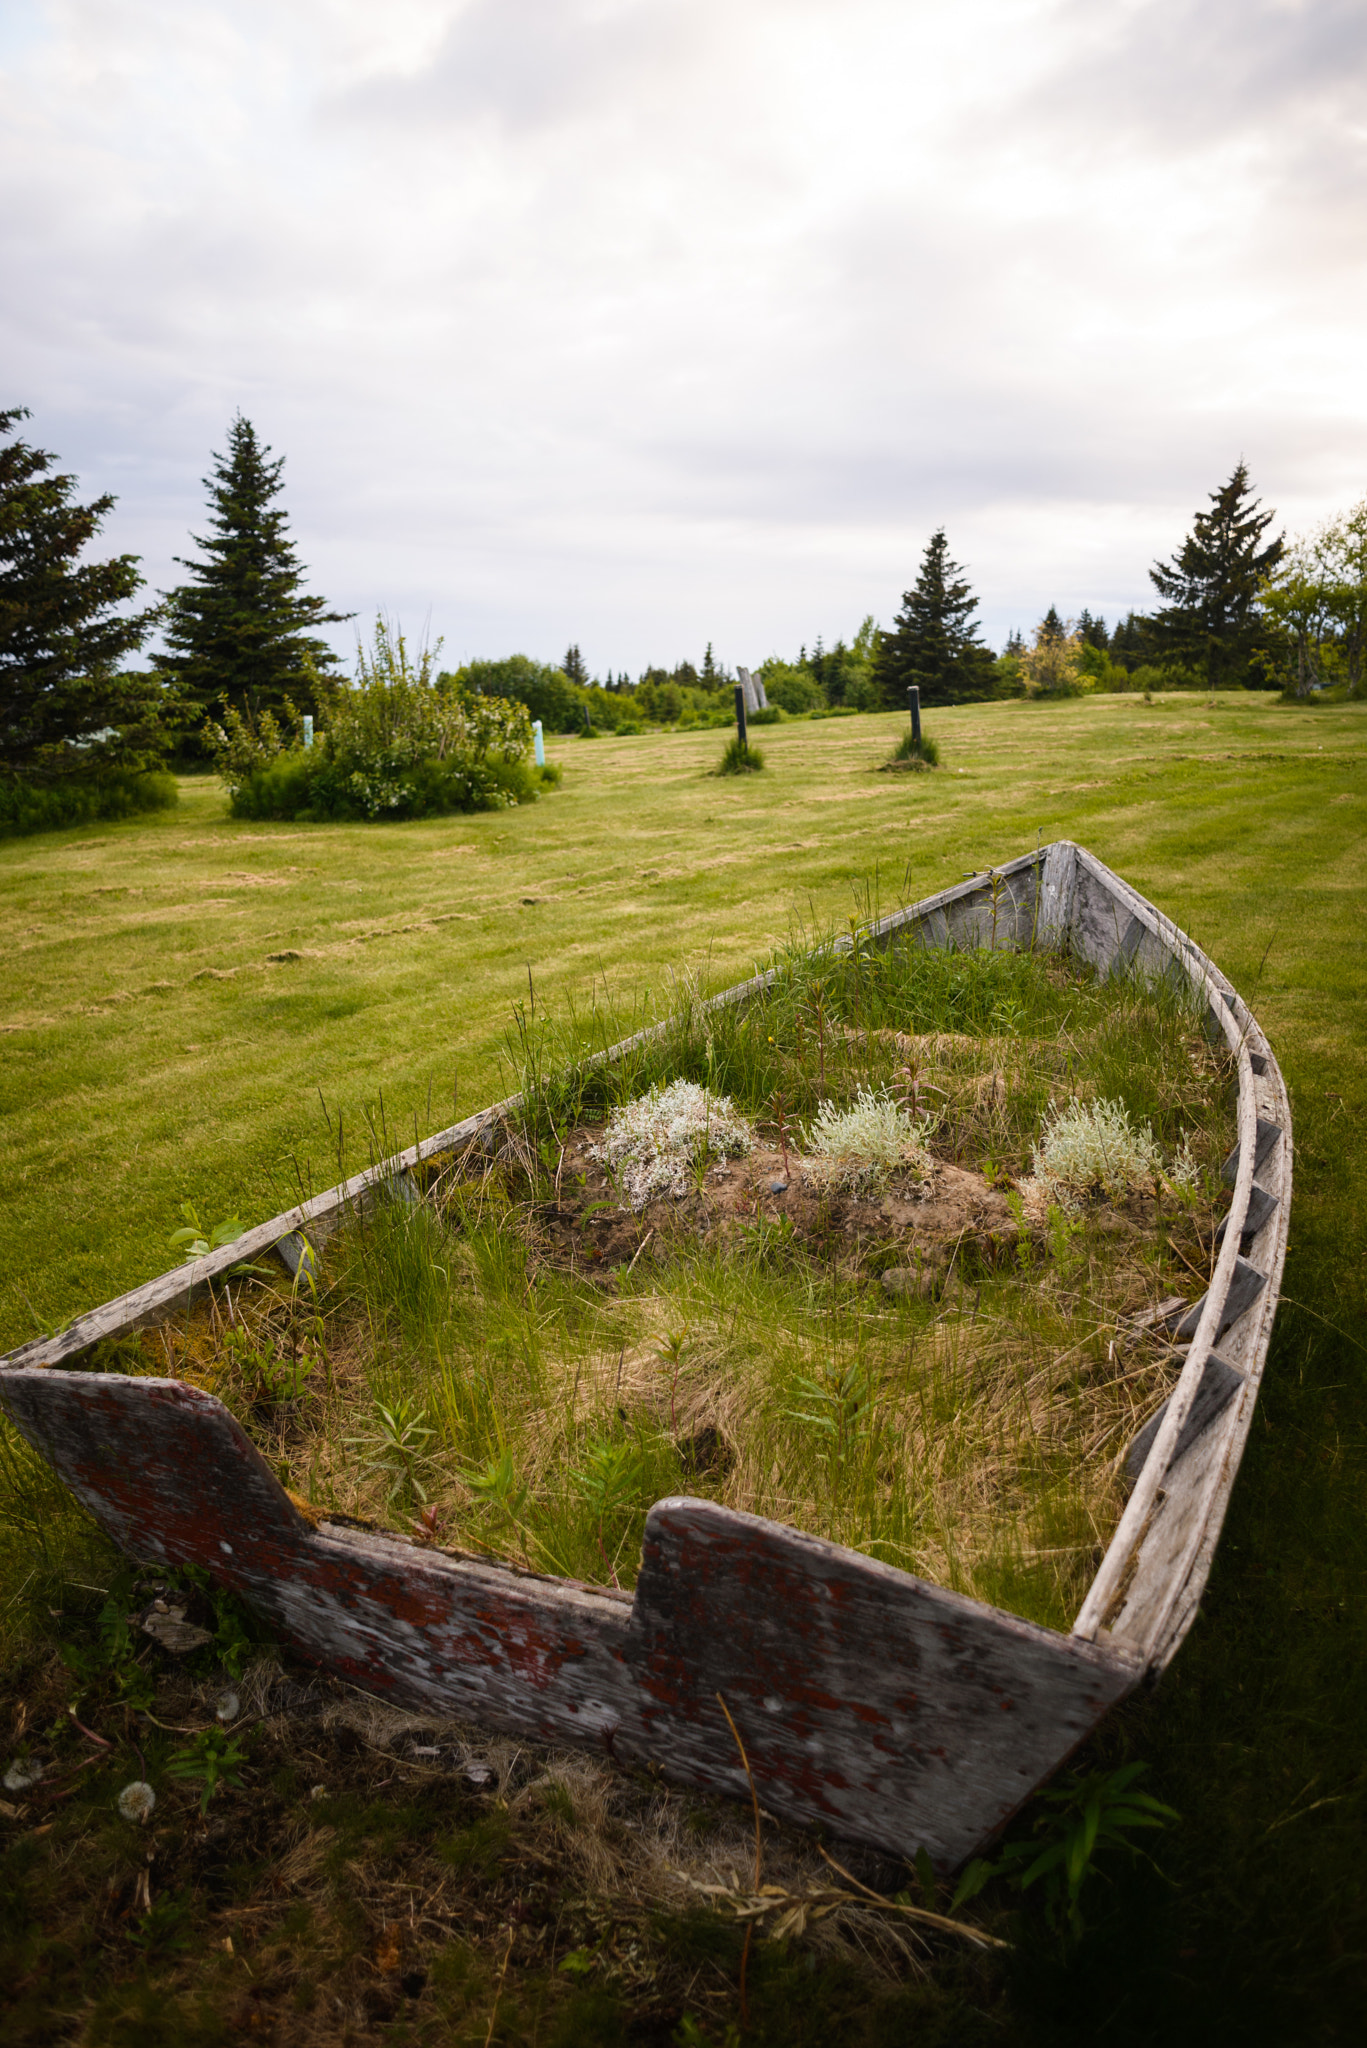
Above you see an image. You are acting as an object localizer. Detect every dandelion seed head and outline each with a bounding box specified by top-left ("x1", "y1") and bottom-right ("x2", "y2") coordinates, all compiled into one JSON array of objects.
[
  {"x1": 118, "y1": 1780, "x2": 156, "y2": 1822},
  {"x1": 3, "y1": 1758, "x2": 43, "y2": 1793}
]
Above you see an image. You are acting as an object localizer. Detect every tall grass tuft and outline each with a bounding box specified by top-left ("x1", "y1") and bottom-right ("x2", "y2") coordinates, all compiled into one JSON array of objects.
[
  {"x1": 715, "y1": 736, "x2": 764, "y2": 775},
  {"x1": 885, "y1": 731, "x2": 941, "y2": 769}
]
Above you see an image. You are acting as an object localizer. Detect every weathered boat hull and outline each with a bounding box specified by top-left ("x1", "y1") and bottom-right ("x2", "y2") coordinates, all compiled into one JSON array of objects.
[{"x1": 0, "y1": 843, "x2": 1290, "y2": 1867}]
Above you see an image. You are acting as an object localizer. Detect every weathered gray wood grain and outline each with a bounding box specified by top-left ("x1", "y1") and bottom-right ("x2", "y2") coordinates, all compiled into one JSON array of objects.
[
  {"x1": 623, "y1": 1499, "x2": 1140, "y2": 1868},
  {"x1": 1036, "y1": 839, "x2": 1077, "y2": 949},
  {"x1": 1067, "y1": 847, "x2": 1291, "y2": 1669},
  {"x1": 0, "y1": 1367, "x2": 1138, "y2": 1866},
  {"x1": 1221, "y1": 1119, "x2": 1282, "y2": 1186},
  {"x1": 1173, "y1": 1259, "x2": 1268, "y2": 1344},
  {"x1": 1214, "y1": 1182, "x2": 1279, "y2": 1254},
  {"x1": 1124, "y1": 1354, "x2": 1246, "y2": 1481}
]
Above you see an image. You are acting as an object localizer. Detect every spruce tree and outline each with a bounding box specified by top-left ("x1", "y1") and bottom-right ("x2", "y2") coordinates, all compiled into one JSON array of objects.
[
  {"x1": 1, "y1": 406, "x2": 164, "y2": 782},
  {"x1": 1144, "y1": 463, "x2": 1283, "y2": 688},
  {"x1": 562, "y1": 643, "x2": 588, "y2": 687},
  {"x1": 1109, "y1": 612, "x2": 1145, "y2": 673},
  {"x1": 1078, "y1": 608, "x2": 1109, "y2": 649},
  {"x1": 873, "y1": 529, "x2": 995, "y2": 706},
  {"x1": 155, "y1": 414, "x2": 349, "y2": 740}
]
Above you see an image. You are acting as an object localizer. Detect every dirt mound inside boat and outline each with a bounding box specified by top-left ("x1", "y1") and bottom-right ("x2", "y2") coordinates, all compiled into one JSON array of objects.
[{"x1": 502, "y1": 1125, "x2": 1021, "y2": 1279}]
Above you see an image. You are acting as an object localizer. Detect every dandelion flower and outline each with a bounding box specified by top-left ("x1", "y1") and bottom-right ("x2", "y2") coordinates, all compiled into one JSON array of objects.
[
  {"x1": 214, "y1": 1690, "x2": 240, "y2": 1723},
  {"x1": 118, "y1": 1780, "x2": 156, "y2": 1823}
]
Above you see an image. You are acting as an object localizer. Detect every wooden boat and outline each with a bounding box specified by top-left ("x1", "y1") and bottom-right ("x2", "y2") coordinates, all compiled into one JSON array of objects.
[{"x1": 0, "y1": 842, "x2": 1290, "y2": 1869}]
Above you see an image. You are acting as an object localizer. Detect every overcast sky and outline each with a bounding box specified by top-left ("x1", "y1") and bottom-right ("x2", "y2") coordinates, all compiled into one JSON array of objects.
[{"x1": 3, "y1": 0, "x2": 1365, "y2": 673}]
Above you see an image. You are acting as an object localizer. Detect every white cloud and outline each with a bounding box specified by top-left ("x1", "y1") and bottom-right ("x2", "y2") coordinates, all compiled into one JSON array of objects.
[{"x1": 2, "y1": 0, "x2": 1364, "y2": 669}]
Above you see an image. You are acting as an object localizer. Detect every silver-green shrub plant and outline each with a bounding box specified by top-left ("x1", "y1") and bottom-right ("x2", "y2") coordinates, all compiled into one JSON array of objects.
[{"x1": 590, "y1": 1080, "x2": 754, "y2": 1209}]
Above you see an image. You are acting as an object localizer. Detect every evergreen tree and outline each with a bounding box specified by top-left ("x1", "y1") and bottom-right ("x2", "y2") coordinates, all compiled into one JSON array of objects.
[
  {"x1": 1038, "y1": 605, "x2": 1067, "y2": 644},
  {"x1": 701, "y1": 641, "x2": 722, "y2": 690},
  {"x1": 1144, "y1": 463, "x2": 1283, "y2": 688},
  {"x1": 1003, "y1": 628, "x2": 1026, "y2": 658},
  {"x1": 1078, "y1": 608, "x2": 1109, "y2": 649},
  {"x1": 1109, "y1": 612, "x2": 1145, "y2": 673},
  {"x1": 562, "y1": 643, "x2": 588, "y2": 688},
  {"x1": 1, "y1": 406, "x2": 164, "y2": 782},
  {"x1": 873, "y1": 529, "x2": 995, "y2": 706},
  {"x1": 155, "y1": 414, "x2": 349, "y2": 741}
]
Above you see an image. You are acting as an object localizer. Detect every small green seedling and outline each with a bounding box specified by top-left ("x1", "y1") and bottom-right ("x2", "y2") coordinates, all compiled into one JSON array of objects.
[
  {"x1": 169, "y1": 1203, "x2": 246, "y2": 1259},
  {"x1": 951, "y1": 1761, "x2": 1178, "y2": 1943},
  {"x1": 345, "y1": 1396, "x2": 435, "y2": 1508},
  {"x1": 166, "y1": 1726, "x2": 249, "y2": 1814}
]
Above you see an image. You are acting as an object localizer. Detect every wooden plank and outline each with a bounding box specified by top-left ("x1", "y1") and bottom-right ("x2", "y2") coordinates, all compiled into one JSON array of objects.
[
  {"x1": 1071, "y1": 850, "x2": 1264, "y2": 1650},
  {"x1": 0, "y1": 1366, "x2": 638, "y2": 1741},
  {"x1": 274, "y1": 1232, "x2": 318, "y2": 1281},
  {"x1": 624, "y1": 1499, "x2": 1140, "y2": 1868},
  {"x1": 1124, "y1": 1354, "x2": 1246, "y2": 1481},
  {"x1": 1068, "y1": 848, "x2": 1292, "y2": 1669},
  {"x1": 1137, "y1": 1040, "x2": 1293, "y2": 1668},
  {"x1": 1111, "y1": 913, "x2": 1145, "y2": 975},
  {"x1": 1214, "y1": 1183, "x2": 1279, "y2": 1254},
  {"x1": 1221, "y1": 1119, "x2": 1282, "y2": 1186},
  {"x1": 1172, "y1": 1259, "x2": 1267, "y2": 1345},
  {"x1": 1036, "y1": 839, "x2": 1077, "y2": 949},
  {"x1": 0, "y1": 1367, "x2": 1138, "y2": 1866}
]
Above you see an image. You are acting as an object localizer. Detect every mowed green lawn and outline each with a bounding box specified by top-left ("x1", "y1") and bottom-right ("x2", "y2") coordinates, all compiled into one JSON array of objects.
[
  {"x1": 2, "y1": 694, "x2": 1361, "y2": 1348},
  {"x1": 2, "y1": 696, "x2": 1360, "y2": 1351},
  {"x1": 2, "y1": 694, "x2": 1365, "y2": 2033}
]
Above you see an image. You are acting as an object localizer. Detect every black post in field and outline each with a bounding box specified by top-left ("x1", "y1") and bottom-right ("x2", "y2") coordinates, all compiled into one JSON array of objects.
[
  {"x1": 734, "y1": 681, "x2": 748, "y2": 751},
  {"x1": 908, "y1": 686, "x2": 921, "y2": 744}
]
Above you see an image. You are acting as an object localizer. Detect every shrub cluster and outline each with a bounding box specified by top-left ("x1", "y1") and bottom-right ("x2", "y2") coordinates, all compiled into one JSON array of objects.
[
  {"x1": 212, "y1": 622, "x2": 553, "y2": 822},
  {"x1": 804, "y1": 1086, "x2": 934, "y2": 1193},
  {"x1": 1021, "y1": 1096, "x2": 1197, "y2": 1217},
  {"x1": 0, "y1": 767, "x2": 177, "y2": 840}
]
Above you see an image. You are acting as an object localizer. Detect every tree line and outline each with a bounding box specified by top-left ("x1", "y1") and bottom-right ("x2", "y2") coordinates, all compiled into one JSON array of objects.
[{"x1": 2, "y1": 406, "x2": 1362, "y2": 833}]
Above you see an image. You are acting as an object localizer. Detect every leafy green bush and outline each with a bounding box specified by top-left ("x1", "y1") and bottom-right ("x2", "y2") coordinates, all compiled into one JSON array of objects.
[
  {"x1": 760, "y1": 661, "x2": 824, "y2": 714},
  {"x1": 449, "y1": 654, "x2": 646, "y2": 734},
  {"x1": 449, "y1": 654, "x2": 579, "y2": 732},
  {"x1": 213, "y1": 620, "x2": 547, "y2": 822},
  {"x1": 0, "y1": 767, "x2": 177, "y2": 839},
  {"x1": 1078, "y1": 643, "x2": 1133, "y2": 691}
]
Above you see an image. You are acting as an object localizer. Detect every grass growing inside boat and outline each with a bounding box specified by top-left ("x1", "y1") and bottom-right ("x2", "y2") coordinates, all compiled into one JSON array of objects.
[{"x1": 144, "y1": 927, "x2": 1232, "y2": 1634}]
